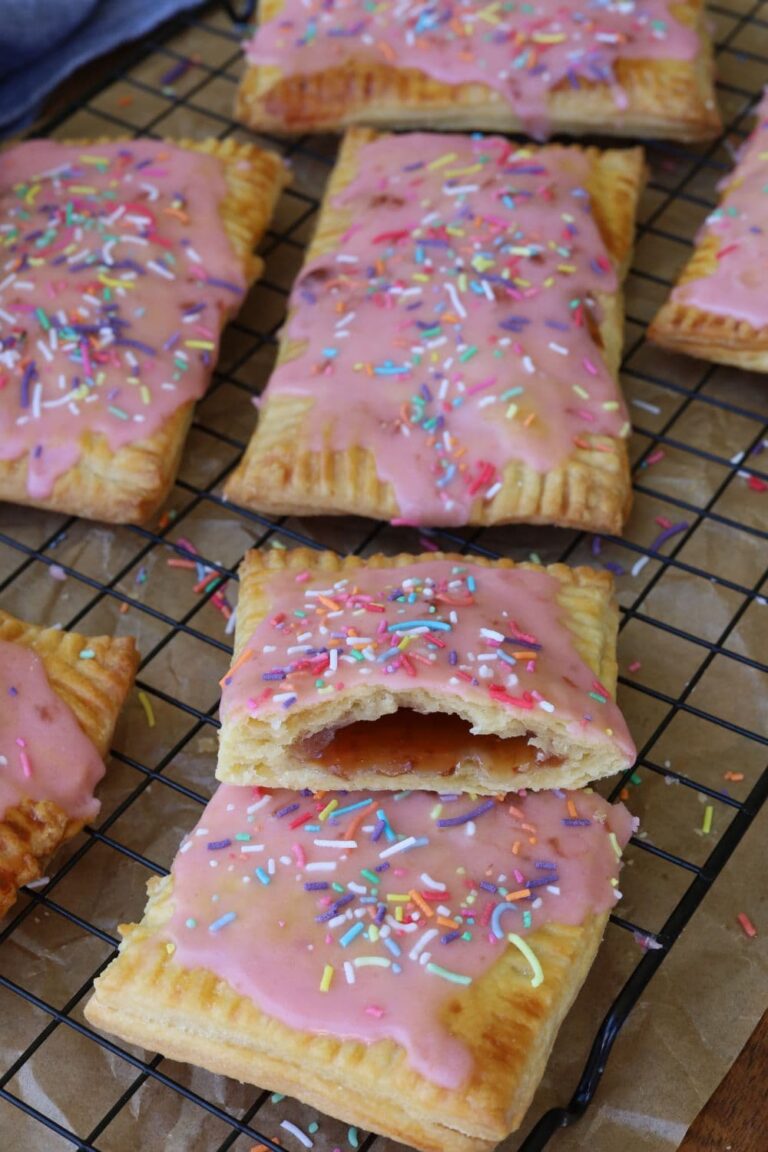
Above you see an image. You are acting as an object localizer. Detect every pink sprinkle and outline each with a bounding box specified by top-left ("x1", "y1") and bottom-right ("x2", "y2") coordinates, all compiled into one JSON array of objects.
[
  {"x1": 628, "y1": 660, "x2": 642, "y2": 673},
  {"x1": 365, "y1": 1005, "x2": 385, "y2": 1017},
  {"x1": 19, "y1": 750, "x2": 32, "y2": 778},
  {"x1": 583, "y1": 357, "x2": 598, "y2": 376},
  {"x1": 645, "y1": 449, "x2": 665, "y2": 466},
  {"x1": 294, "y1": 570, "x2": 311, "y2": 583},
  {"x1": 292, "y1": 843, "x2": 306, "y2": 868},
  {"x1": 654, "y1": 516, "x2": 672, "y2": 530},
  {"x1": 419, "y1": 536, "x2": 440, "y2": 552},
  {"x1": 738, "y1": 912, "x2": 757, "y2": 938}
]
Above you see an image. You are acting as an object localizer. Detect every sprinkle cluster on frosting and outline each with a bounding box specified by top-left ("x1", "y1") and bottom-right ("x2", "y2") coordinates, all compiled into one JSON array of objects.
[
  {"x1": 221, "y1": 560, "x2": 636, "y2": 760},
  {"x1": 672, "y1": 91, "x2": 768, "y2": 329},
  {"x1": 0, "y1": 141, "x2": 245, "y2": 499},
  {"x1": 247, "y1": 0, "x2": 698, "y2": 135},
  {"x1": 266, "y1": 134, "x2": 630, "y2": 525},
  {"x1": 167, "y1": 784, "x2": 635, "y2": 1088}
]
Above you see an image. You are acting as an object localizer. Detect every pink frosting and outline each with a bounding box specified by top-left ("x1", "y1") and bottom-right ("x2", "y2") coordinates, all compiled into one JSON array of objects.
[
  {"x1": 246, "y1": 0, "x2": 698, "y2": 138},
  {"x1": 262, "y1": 134, "x2": 630, "y2": 526},
  {"x1": 167, "y1": 784, "x2": 636, "y2": 1089},
  {"x1": 0, "y1": 638, "x2": 106, "y2": 823},
  {"x1": 671, "y1": 90, "x2": 768, "y2": 329},
  {"x1": 221, "y1": 560, "x2": 636, "y2": 763},
  {"x1": 0, "y1": 141, "x2": 246, "y2": 499}
]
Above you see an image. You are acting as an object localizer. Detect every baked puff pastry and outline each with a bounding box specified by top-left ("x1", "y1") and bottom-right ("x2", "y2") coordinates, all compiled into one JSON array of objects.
[
  {"x1": 216, "y1": 548, "x2": 636, "y2": 794},
  {"x1": 86, "y1": 783, "x2": 637, "y2": 1152},
  {"x1": 0, "y1": 137, "x2": 287, "y2": 524},
  {"x1": 236, "y1": 0, "x2": 719, "y2": 141},
  {"x1": 226, "y1": 130, "x2": 644, "y2": 533},
  {"x1": 0, "y1": 609, "x2": 138, "y2": 917},
  {"x1": 649, "y1": 90, "x2": 768, "y2": 369}
]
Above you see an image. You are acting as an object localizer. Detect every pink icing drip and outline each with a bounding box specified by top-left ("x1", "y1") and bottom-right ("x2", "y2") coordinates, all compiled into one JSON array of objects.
[
  {"x1": 262, "y1": 134, "x2": 630, "y2": 526},
  {"x1": 0, "y1": 638, "x2": 106, "y2": 823},
  {"x1": 167, "y1": 784, "x2": 636, "y2": 1089},
  {"x1": 221, "y1": 560, "x2": 636, "y2": 761},
  {"x1": 246, "y1": 0, "x2": 698, "y2": 138},
  {"x1": 0, "y1": 141, "x2": 246, "y2": 499},
  {"x1": 672, "y1": 90, "x2": 768, "y2": 329}
]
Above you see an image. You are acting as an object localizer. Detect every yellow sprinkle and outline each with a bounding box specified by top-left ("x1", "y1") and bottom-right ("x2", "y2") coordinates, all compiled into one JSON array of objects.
[
  {"x1": 318, "y1": 798, "x2": 338, "y2": 822},
  {"x1": 138, "y1": 690, "x2": 156, "y2": 729},
  {"x1": 557, "y1": 264, "x2": 576, "y2": 273},
  {"x1": 165, "y1": 942, "x2": 175, "y2": 955},
  {"x1": 608, "y1": 831, "x2": 622, "y2": 859},
  {"x1": 395, "y1": 905, "x2": 403, "y2": 922},
  {"x1": 140, "y1": 386, "x2": 151, "y2": 405},
  {"x1": 505, "y1": 403, "x2": 518, "y2": 420},
  {"x1": 368, "y1": 925, "x2": 379, "y2": 943},
  {"x1": 507, "y1": 934, "x2": 544, "y2": 987},
  {"x1": 319, "y1": 964, "x2": 334, "y2": 993},
  {"x1": 603, "y1": 400, "x2": 620, "y2": 410},
  {"x1": 386, "y1": 894, "x2": 410, "y2": 902},
  {"x1": 427, "y1": 152, "x2": 458, "y2": 170},
  {"x1": 445, "y1": 163, "x2": 485, "y2": 177},
  {"x1": 702, "y1": 805, "x2": 714, "y2": 835},
  {"x1": 79, "y1": 155, "x2": 109, "y2": 164},
  {"x1": 99, "y1": 273, "x2": 135, "y2": 290},
  {"x1": 572, "y1": 384, "x2": 589, "y2": 399},
  {"x1": 185, "y1": 339, "x2": 216, "y2": 350},
  {"x1": 68, "y1": 185, "x2": 97, "y2": 194}
]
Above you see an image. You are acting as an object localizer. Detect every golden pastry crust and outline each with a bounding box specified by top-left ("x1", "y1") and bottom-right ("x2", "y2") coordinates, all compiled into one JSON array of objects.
[
  {"x1": 225, "y1": 130, "x2": 644, "y2": 534},
  {"x1": 0, "y1": 610, "x2": 138, "y2": 917},
  {"x1": 86, "y1": 869, "x2": 609, "y2": 1152},
  {"x1": 648, "y1": 232, "x2": 768, "y2": 369},
  {"x1": 236, "y1": 0, "x2": 719, "y2": 140},
  {"x1": 0, "y1": 138, "x2": 288, "y2": 526},
  {"x1": 216, "y1": 547, "x2": 631, "y2": 794}
]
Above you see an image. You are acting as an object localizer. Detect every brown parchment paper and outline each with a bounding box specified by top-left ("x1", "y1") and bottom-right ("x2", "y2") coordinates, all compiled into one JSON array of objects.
[{"x1": 1, "y1": 7, "x2": 767, "y2": 1151}]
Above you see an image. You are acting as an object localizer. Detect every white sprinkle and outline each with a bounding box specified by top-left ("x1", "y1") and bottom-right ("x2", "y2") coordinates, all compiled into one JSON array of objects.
[
  {"x1": 379, "y1": 835, "x2": 418, "y2": 859},
  {"x1": 247, "y1": 797, "x2": 270, "y2": 814},
  {"x1": 421, "y1": 873, "x2": 446, "y2": 892},
  {"x1": 305, "y1": 861, "x2": 337, "y2": 872},
  {"x1": 344, "y1": 960, "x2": 356, "y2": 984},
  {"x1": 409, "y1": 928, "x2": 439, "y2": 960},
  {"x1": 631, "y1": 398, "x2": 661, "y2": 415},
  {"x1": 314, "y1": 839, "x2": 358, "y2": 849},
  {"x1": 280, "y1": 1120, "x2": 313, "y2": 1148},
  {"x1": 631, "y1": 556, "x2": 650, "y2": 578}
]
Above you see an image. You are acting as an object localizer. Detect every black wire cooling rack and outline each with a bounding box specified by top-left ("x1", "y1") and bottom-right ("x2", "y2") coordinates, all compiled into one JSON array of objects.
[{"x1": 1, "y1": 3, "x2": 767, "y2": 1150}]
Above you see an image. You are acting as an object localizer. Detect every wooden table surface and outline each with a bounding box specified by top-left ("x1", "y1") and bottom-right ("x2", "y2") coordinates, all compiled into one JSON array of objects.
[{"x1": 678, "y1": 1010, "x2": 768, "y2": 1152}]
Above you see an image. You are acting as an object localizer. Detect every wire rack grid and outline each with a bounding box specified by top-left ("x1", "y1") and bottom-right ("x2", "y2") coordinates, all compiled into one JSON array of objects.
[{"x1": 0, "y1": 3, "x2": 766, "y2": 1151}]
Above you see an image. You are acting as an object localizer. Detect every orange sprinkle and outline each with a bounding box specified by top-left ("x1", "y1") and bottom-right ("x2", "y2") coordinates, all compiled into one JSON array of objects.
[
  {"x1": 409, "y1": 889, "x2": 434, "y2": 918},
  {"x1": 724, "y1": 771, "x2": 745, "y2": 782},
  {"x1": 318, "y1": 595, "x2": 341, "y2": 611},
  {"x1": 218, "y1": 647, "x2": 253, "y2": 687},
  {"x1": 507, "y1": 888, "x2": 531, "y2": 901},
  {"x1": 167, "y1": 557, "x2": 196, "y2": 570},
  {"x1": 512, "y1": 841, "x2": 521, "y2": 854},
  {"x1": 567, "y1": 799, "x2": 578, "y2": 819},
  {"x1": 343, "y1": 807, "x2": 371, "y2": 841},
  {"x1": 378, "y1": 39, "x2": 396, "y2": 61},
  {"x1": 437, "y1": 916, "x2": 459, "y2": 929}
]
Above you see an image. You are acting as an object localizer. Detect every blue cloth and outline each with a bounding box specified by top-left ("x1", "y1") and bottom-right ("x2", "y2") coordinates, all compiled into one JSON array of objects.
[{"x1": 0, "y1": 0, "x2": 206, "y2": 139}]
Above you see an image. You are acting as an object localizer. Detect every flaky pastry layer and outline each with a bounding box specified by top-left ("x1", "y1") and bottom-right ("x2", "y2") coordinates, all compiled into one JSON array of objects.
[
  {"x1": 216, "y1": 548, "x2": 631, "y2": 793},
  {"x1": 225, "y1": 129, "x2": 643, "y2": 534},
  {"x1": 86, "y1": 869, "x2": 609, "y2": 1152},
  {"x1": 649, "y1": 226, "x2": 768, "y2": 369},
  {"x1": 236, "y1": 0, "x2": 719, "y2": 140},
  {"x1": 0, "y1": 610, "x2": 138, "y2": 917},
  {"x1": 0, "y1": 137, "x2": 287, "y2": 525}
]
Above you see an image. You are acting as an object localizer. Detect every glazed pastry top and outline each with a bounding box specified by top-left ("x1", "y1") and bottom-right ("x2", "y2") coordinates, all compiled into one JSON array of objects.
[
  {"x1": 0, "y1": 141, "x2": 245, "y2": 498},
  {"x1": 0, "y1": 638, "x2": 106, "y2": 823}
]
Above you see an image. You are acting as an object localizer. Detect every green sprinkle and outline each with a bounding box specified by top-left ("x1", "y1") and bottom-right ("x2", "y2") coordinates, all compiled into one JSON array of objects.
[
  {"x1": 426, "y1": 962, "x2": 472, "y2": 985},
  {"x1": 459, "y1": 345, "x2": 478, "y2": 362},
  {"x1": 270, "y1": 1093, "x2": 285, "y2": 1104},
  {"x1": 185, "y1": 917, "x2": 197, "y2": 929},
  {"x1": 78, "y1": 649, "x2": 95, "y2": 660},
  {"x1": 35, "y1": 307, "x2": 50, "y2": 330},
  {"x1": 107, "y1": 405, "x2": 129, "y2": 421},
  {"x1": 588, "y1": 691, "x2": 608, "y2": 704},
  {"x1": 702, "y1": 805, "x2": 714, "y2": 835},
  {"x1": 630, "y1": 772, "x2": 642, "y2": 785},
  {"x1": 361, "y1": 869, "x2": 380, "y2": 885},
  {"x1": 348, "y1": 1127, "x2": 360, "y2": 1149},
  {"x1": 234, "y1": 832, "x2": 251, "y2": 841}
]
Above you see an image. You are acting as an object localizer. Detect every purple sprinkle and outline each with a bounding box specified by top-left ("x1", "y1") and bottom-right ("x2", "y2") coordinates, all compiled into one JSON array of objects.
[
  {"x1": 602, "y1": 561, "x2": 625, "y2": 576},
  {"x1": 441, "y1": 930, "x2": 463, "y2": 944},
  {"x1": 479, "y1": 881, "x2": 498, "y2": 893},
  {"x1": 263, "y1": 670, "x2": 287, "y2": 681},
  {"x1": 371, "y1": 819, "x2": 386, "y2": 842},
  {"x1": 591, "y1": 536, "x2": 602, "y2": 556},
  {"x1": 527, "y1": 874, "x2": 559, "y2": 889},
  {"x1": 374, "y1": 862, "x2": 390, "y2": 873},
  {"x1": 160, "y1": 57, "x2": 193, "y2": 86},
  {"x1": 375, "y1": 903, "x2": 387, "y2": 924},
  {"x1": 649, "y1": 521, "x2": 689, "y2": 552},
  {"x1": 274, "y1": 802, "x2": 300, "y2": 818},
  {"x1": 8, "y1": 686, "x2": 18, "y2": 696},
  {"x1": 535, "y1": 861, "x2": 557, "y2": 870},
  {"x1": 205, "y1": 276, "x2": 242, "y2": 294},
  {"x1": 305, "y1": 881, "x2": 329, "y2": 891},
  {"x1": 438, "y1": 799, "x2": 496, "y2": 828},
  {"x1": 562, "y1": 818, "x2": 592, "y2": 827},
  {"x1": 448, "y1": 649, "x2": 458, "y2": 665},
  {"x1": 207, "y1": 839, "x2": 231, "y2": 850}
]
